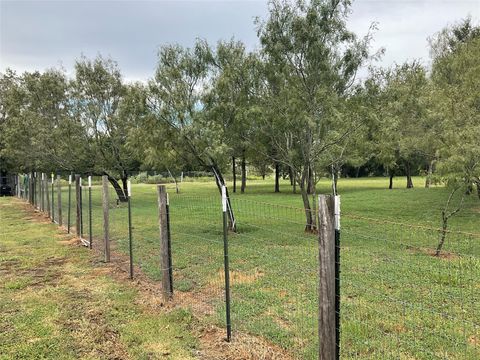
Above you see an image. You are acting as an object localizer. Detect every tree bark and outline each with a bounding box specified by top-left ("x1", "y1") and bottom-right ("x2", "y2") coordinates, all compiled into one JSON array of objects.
[
  {"x1": 405, "y1": 162, "x2": 414, "y2": 189},
  {"x1": 389, "y1": 171, "x2": 394, "y2": 190},
  {"x1": 289, "y1": 167, "x2": 294, "y2": 186},
  {"x1": 307, "y1": 165, "x2": 314, "y2": 195},
  {"x1": 241, "y1": 151, "x2": 246, "y2": 194},
  {"x1": 103, "y1": 172, "x2": 128, "y2": 203},
  {"x1": 274, "y1": 161, "x2": 280, "y2": 193},
  {"x1": 211, "y1": 163, "x2": 236, "y2": 232},
  {"x1": 232, "y1": 156, "x2": 236, "y2": 193}
]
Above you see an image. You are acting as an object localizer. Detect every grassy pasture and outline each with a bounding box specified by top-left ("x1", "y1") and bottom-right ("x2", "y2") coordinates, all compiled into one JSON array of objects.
[{"x1": 37, "y1": 176, "x2": 480, "y2": 359}]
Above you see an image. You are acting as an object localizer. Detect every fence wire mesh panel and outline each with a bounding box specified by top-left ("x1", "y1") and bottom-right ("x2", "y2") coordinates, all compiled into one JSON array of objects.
[
  {"x1": 228, "y1": 198, "x2": 319, "y2": 359},
  {"x1": 341, "y1": 215, "x2": 480, "y2": 359},
  {"x1": 168, "y1": 194, "x2": 226, "y2": 325}
]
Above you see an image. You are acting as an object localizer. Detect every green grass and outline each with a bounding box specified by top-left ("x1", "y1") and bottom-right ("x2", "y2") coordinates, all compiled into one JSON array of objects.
[
  {"x1": 0, "y1": 198, "x2": 198, "y2": 360},
  {"x1": 26, "y1": 176, "x2": 480, "y2": 359}
]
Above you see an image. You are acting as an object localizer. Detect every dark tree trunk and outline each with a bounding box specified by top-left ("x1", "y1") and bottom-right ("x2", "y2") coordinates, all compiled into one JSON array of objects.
[
  {"x1": 333, "y1": 172, "x2": 339, "y2": 196},
  {"x1": 289, "y1": 167, "x2": 294, "y2": 186},
  {"x1": 103, "y1": 172, "x2": 128, "y2": 203},
  {"x1": 274, "y1": 161, "x2": 280, "y2": 193},
  {"x1": 389, "y1": 172, "x2": 394, "y2": 190},
  {"x1": 405, "y1": 162, "x2": 414, "y2": 189},
  {"x1": 355, "y1": 167, "x2": 361, "y2": 178},
  {"x1": 241, "y1": 152, "x2": 246, "y2": 193},
  {"x1": 262, "y1": 174, "x2": 265, "y2": 180},
  {"x1": 232, "y1": 156, "x2": 236, "y2": 193},
  {"x1": 211, "y1": 163, "x2": 236, "y2": 232},
  {"x1": 307, "y1": 165, "x2": 314, "y2": 195}
]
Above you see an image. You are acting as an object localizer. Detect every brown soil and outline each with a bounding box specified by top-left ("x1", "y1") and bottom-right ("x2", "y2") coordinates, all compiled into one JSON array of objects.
[{"x1": 15, "y1": 199, "x2": 293, "y2": 360}]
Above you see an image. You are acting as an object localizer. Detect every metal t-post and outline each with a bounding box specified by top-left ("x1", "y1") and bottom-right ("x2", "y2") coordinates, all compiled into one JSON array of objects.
[
  {"x1": 88, "y1": 176, "x2": 93, "y2": 249},
  {"x1": 222, "y1": 185, "x2": 232, "y2": 342}
]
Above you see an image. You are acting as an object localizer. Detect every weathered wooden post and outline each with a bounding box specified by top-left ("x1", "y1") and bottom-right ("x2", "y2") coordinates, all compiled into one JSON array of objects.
[
  {"x1": 157, "y1": 185, "x2": 172, "y2": 301},
  {"x1": 318, "y1": 194, "x2": 338, "y2": 360},
  {"x1": 57, "y1": 175, "x2": 62, "y2": 226},
  {"x1": 102, "y1": 175, "x2": 110, "y2": 262},
  {"x1": 75, "y1": 175, "x2": 81, "y2": 237}
]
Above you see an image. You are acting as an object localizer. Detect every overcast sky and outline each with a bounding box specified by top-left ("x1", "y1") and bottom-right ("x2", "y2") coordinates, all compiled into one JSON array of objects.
[{"x1": 1, "y1": 0, "x2": 479, "y2": 82}]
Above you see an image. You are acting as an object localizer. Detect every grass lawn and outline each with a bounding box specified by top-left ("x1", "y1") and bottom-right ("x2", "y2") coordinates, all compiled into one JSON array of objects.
[
  {"x1": 0, "y1": 198, "x2": 198, "y2": 360},
  {"x1": 25, "y1": 176, "x2": 480, "y2": 359}
]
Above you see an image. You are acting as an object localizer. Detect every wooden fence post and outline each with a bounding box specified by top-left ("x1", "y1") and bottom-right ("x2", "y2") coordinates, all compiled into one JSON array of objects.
[
  {"x1": 75, "y1": 175, "x2": 81, "y2": 236},
  {"x1": 57, "y1": 175, "x2": 62, "y2": 226},
  {"x1": 157, "y1": 185, "x2": 172, "y2": 301},
  {"x1": 102, "y1": 175, "x2": 110, "y2": 262},
  {"x1": 318, "y1": 194, "x2": 336, "y2": 360}
]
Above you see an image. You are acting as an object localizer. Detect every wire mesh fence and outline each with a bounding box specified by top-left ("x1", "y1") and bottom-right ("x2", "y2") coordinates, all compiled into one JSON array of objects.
[{"x1": 13, "y1": 175, "x2": 480, "y2": 359}]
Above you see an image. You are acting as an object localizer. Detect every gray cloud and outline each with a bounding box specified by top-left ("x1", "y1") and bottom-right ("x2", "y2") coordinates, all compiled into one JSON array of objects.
[{"x1": 1, "y1": 0, "x2": 479, "y2": 81}]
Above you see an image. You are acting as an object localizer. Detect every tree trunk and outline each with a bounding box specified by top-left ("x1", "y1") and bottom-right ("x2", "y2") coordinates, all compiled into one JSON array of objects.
[
  {"x1": 103, "y1": 172, "x2": 128, "y2": 203},
  {"x1": 289, "y1": 167, "x2": 294, "y2": 186},
  {"x1": 425, "y1": 160, "x2": 434, "y2": 188},
  {"x1": 211, "y1": 163, "x2": 236, "y2": 232},
  {"x1": 232, "y1": 156, "x2": 236, "y2": 193},
  {"x1": 476, "y1": 180, "x2": 480, "y2": 200},
  {"x1": 307, "y1": 165, "x2": 314, "y2": 195},
  {"x1": 241, "y1": 151, "x2": 246, "y2": 194},
  {"x1": 389, "y1": 172, "x2": 394, "y2": 190},
  {"x1": 405, "y1": 162, "x2": 414, "y2": 189},
  {"x1": 355, "y1": 167, "x2": 361, "y2": 178},
  {"x1": 436, "y1": 211, "x2": 448, "y2": 256},
  {"x1": 274, "y1": 161, "x2": 280, "y2": 193},
  {"x1": 299, "y1": 182, "x2": 315, "y2": 232}
]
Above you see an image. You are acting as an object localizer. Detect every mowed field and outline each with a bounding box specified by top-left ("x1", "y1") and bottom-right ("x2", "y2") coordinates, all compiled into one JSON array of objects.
[{"x1": 7, "y1": 176, "x2": 480, "y2": 359}]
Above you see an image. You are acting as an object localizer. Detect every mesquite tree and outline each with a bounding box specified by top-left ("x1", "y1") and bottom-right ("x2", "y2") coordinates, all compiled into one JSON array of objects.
[
  {"x1": 72, "y1": 56, "x2": 139, "y2": 202},
  {"x1": 257, "y1": 0, "x2": 375, "y2": 231}
]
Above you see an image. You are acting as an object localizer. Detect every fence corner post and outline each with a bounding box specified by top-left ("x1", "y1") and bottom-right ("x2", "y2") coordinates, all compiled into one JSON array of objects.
[
  {"x1": 102, "y1": 175, "x2": 110, "y2": 262},
  {"x1": 157, "y1": 185, "x2": 172, "y2": 301},
  {"x1": 318, "y1": 194, "x2": 336, "y2": 360}
]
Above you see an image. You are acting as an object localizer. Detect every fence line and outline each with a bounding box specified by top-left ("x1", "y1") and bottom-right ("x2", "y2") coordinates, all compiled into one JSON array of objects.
[{"x1": 11, "y1": 173, "x2": 480, "y2": 359}]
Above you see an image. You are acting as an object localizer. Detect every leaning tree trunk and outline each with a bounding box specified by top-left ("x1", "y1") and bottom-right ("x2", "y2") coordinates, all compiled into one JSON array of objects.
[
  {"x1": 103, "y1": 172, "x2": 128, "y2": 203},
  {"x1": 300, "y1": 184, "x2": 314, "y2": 232},
  {"x1": 232, "y1": 156, "x2": 236, "y2": 193},
  {"x1": 405, "y1": 162, "x2": 414, "y2": 189},
  {"x1": 241, "y1": 151, "x2": 246, "y2": 194},
  {"x1": 211, "y1": 163, "x2": 237, "y2": 232},
  {"x1": 307, "y1": 165, "x2": 314, "y2": 195},
  {"x1": 274, "y1": 161, "x2": 280, "y2": 193}
]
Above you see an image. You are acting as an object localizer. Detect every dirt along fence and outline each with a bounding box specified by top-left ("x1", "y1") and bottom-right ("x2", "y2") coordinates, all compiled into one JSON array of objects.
[{"x1": 14, "y1": 173, "x2": 480, "y2": 359}]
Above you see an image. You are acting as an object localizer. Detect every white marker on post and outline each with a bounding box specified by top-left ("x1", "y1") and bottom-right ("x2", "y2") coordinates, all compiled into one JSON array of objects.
[
  {"x1": 88, "y1": 176, "x2": 92, "y2": 188},
  {"x1": 127, "y1": 180, "x2": 131, "y2": 197},
  {"x1": 334, "y1": 195, "x2": 341, "y2": 231},
  {"x1": 51, "y1": 173, "x2": 54, "y2": 184},
  {"x1": 79, "y1": 177, "x2": 82, "y2": 187},
  {"x1": 166, "y1": 193, "x2": 169, "y2": 206},
  {"x1": 69, "y1": 175, "x2": 72, "y2": 185},
  {"x1": 221, "y1": 185, "x2": 227, "y2": 212}
]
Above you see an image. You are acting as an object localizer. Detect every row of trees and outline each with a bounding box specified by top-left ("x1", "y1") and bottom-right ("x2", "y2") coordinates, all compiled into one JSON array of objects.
[{"x1": 1, "y1": 0, "x2": 479, "y2": 230}]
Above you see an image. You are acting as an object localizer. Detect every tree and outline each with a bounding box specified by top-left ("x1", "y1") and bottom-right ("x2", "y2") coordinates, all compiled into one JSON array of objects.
[
  {"x1": 256, "y1": 0, "x2": 375, "y2": 231},
  {"x1": 430, "y1": 18, "x2": 480, "y2": 199},
  {"x1": 145, "y1": 41, "x2": 237, "y2": 229},
  {"x1": 72, "y1": 56, "x2": 140, "y2": 201}
]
